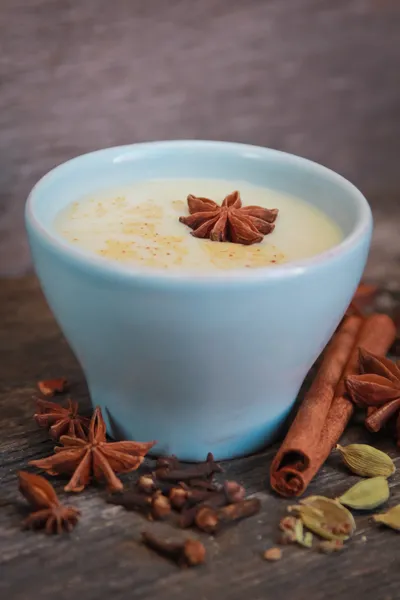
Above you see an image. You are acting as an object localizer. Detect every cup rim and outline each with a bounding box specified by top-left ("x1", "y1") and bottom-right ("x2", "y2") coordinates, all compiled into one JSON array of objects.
[{"x1": 26, "y1": 140, "x2": 372, "y2": 285}]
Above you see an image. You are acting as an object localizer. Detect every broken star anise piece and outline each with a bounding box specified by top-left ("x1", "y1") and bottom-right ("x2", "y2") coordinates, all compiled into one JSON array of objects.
[
  {"x1": 29, "y1": 407, "x2": 156, "y2": 492},
  {"x1": 179, "y1": 191, "x2": 278, "y2": 245},
  {"x1": 18, "y1": 471, "x2": 80, "y2": 534},
  {"x1": 345, "y1": 349, "x2": 400, "y2": 443},
  {"x1": 37, "y1": 377, "x2": 68, "y2": 396},
  {"x1": 34, "y1": 398, "x2": 90, "y2": 440}
]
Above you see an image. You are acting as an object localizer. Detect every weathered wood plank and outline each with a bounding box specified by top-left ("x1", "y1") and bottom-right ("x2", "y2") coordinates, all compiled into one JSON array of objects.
[{"x1": 1, "y1": 277, "x2": 400, "y2": 600}]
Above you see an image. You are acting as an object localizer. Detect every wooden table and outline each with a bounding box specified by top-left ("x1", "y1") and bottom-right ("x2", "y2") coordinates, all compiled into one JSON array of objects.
[{"x1": 1, "y1": 277, "x2": 400, "y2": 600}]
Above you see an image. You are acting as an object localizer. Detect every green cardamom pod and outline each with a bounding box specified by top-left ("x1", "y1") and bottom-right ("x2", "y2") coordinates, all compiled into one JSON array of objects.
[
  {"x1": 338, "y1": 476, "x2": 389, "y2": 510},
  {"x1": 336, "y1": 444, "x2": 395, "y2": 478},
  {"x1": 373, "y1": 505, "x2": 400, "y2": 530},
  {"x1": 294, "y1": 496, "x2": 356, "y2": 541}
]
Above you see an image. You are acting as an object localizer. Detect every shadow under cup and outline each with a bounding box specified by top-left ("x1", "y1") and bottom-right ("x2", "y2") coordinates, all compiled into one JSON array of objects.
[{"x1": 25, "y1": 141, "x2": 372, "y2": 460}]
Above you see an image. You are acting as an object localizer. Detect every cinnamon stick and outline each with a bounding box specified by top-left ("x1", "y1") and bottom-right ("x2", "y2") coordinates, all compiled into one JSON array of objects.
[
  {"x1": 270, "y1": 313, "x2": 396, "y2": 497},
  {"x1": 270, "y1": 315, "x2": 362, "y2": 495}
]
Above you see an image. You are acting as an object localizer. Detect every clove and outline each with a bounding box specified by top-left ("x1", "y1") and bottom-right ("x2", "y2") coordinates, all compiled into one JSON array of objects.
[
  {"x1": 169, "y1": 487, "x2": 189, "y2": 510},
  {"x1": 179, "y1": 481, "x2": 246, "y2": 528},
  {"x1": 156, "y1": 455, "x2": 181, "y2": 470},
  {"x1": 141, "y1": 530, "x2": 206, "y2": 567},
  {"x1": 156, "y1": 453, "x2": 223, "y2": 482},
  {"x1": 186, "y1": 479, "x2": 220, "y2": 491},
  {"x1": 136, "y1": 475, "x2": 176, "y2": 496},
  {"x1": 151, "y1": 492, "x2": 172, "y2": 520},
  {"x1": 195, "y1": 498, "x2": 261, "y2": 534},
  {"x1": 108, "y1": 490, "x2": 171, "y2": 521},
  {"x1": 188, "y1": 480, "x2": 245, "y2": 507},
  {"x1": 107, "y1": 491, "x2": 152, "y2": 512},
  {"x1": 195, "y1": 507, "x2": 220, "y2": 534},
  {"x1": 137, "y1": 475, "x2": 158, "y2": 494}
]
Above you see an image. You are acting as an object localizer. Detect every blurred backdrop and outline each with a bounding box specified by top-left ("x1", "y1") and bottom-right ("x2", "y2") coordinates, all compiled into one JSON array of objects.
[{"x1": 1, "y1": 0, "x2": 399, "y2": 279}]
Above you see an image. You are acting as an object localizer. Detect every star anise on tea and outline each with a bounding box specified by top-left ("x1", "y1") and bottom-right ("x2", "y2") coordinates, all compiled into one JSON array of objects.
[
  {"x1": 35, "y1": 398, "x2": 90, "y2": 440},
  {"x1": 345, "y1": 349, "x2": 400, "y2": 443},
  {"x1": 18, "y1": 471, "x2": 80, "y2": 534},
  {"x1": 179, "y1": 191, "x2": 278, "y2": 245},
  {"x1": 30, "y1": 407, "x2": 156, "y2": 492}
]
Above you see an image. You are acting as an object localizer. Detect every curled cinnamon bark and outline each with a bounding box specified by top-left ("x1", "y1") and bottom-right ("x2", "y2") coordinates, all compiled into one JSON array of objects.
[
  {"x1": 270, "y1": 315, "x2": 362, "y2": 496},
  {"x1": 270, "y1": 313, "x2": 396, "y2": 497}
]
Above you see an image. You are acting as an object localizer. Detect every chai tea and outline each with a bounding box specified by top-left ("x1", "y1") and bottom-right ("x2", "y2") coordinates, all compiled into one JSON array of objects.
[{"x1": 55, "y1": 179, "x2": 343, "y2": 271}]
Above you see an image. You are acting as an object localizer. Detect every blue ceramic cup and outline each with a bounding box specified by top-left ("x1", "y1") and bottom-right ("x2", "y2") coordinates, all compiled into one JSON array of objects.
[{"x1": 25, "y1": 141, "x2": 372, "y2": 460}]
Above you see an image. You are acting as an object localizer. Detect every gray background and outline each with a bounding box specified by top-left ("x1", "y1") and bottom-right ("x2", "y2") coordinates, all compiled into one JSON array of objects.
[{"x1": 1, "y1": 0, "x2": 399, "y2": 279}]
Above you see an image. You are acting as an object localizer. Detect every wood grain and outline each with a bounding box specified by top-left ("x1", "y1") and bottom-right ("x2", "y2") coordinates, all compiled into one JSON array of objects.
[{"x1": 1, "y1": 277, "x2": 400, "y2": 600}]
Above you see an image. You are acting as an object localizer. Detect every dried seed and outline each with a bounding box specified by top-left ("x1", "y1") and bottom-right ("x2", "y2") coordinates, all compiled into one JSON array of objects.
[
  {"x1": 336, "y1": 444, "x2": 395, "y2": 478},
  {"x1": 279, "y1": 530, "x2": 297, "y2": 545},
  {"x1": 279, "y1": 515, "x2": 297, "y2": 533},
  {"x1": 338, "y1": 476, "x2": 389, "y2": 510},
  {"x1": 319, "y1": 539, "x2": 345, "y2": 553},
  {"x1": 263, "y1": 547, "x2": 282, "y2": 561}
]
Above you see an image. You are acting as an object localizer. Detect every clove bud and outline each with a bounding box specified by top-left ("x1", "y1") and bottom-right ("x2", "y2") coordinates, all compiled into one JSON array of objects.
[
  {"x1": 141, "y1": 530, "x2": 206, "y2": 567},
  {"x1": 107, "y1": 491, "x2": 152, "y2": 512},
  {"x1": 137, "y1": 475, "x2": 158, "y2": 494},
  {"x1": 169, "y1": 487, "x2": 189, "y2": 510},
  {"x1": 108, "y1": 490, "x2": 171, "y2": 521},
  {"x1": 151, "y1": 492, "x2": 172, "y2": 520},
  {"x1": 179, "y1": 481, "x2": 246, "y2": 528},
  {"x1": 195, "y1": 498, "x2": 261, "y2": 534},
  {"x1": 186, "y1": 479, "x2": 220, "y2": 491},
  {"x1": 156, "y1": 455, "x2": 181, "y2": 470},
  {"x1": 156, "y1": 453, "x2": 222, "y2": 482}
]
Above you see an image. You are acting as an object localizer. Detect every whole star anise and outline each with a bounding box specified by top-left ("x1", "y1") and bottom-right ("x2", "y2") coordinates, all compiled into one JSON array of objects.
[
  {"x1": 30, "y1": 407, "x2": 156, "y2": 492},
  {"x1": 345, "y1": 349, "x2": 400, "y2": 443},
  {"x1": 179, "y1": 191, "x2": 278, "y2": 245},
  {"x1": 34, "y1": 398, "x2": 90, "y2": 440},
  {"x1": 19, "y1": 471, "x2": 80, "y2": 534}
]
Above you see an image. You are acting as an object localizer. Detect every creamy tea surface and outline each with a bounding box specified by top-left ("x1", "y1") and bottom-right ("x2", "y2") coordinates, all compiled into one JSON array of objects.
[{"x1": 55, "y1": 179, "x2": 343, "y2": 271}]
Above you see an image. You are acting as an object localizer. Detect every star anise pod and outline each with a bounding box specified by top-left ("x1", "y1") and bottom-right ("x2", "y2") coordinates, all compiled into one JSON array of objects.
[
  {"x1": 345, "y1": 349, "x2": 400, "y2": 442},
  {"x1": 34, "y1": 398, "x2": 90, "y2": 440},
  {"x1": 179, "y1": 191, "x2": 278, "y2": 245},
  {"x1": 18, "y1": 471, "x2": 80, "y2": 534},
  {"x1": 29, "y1": 407, "x2": 156, "y2": 492}
]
